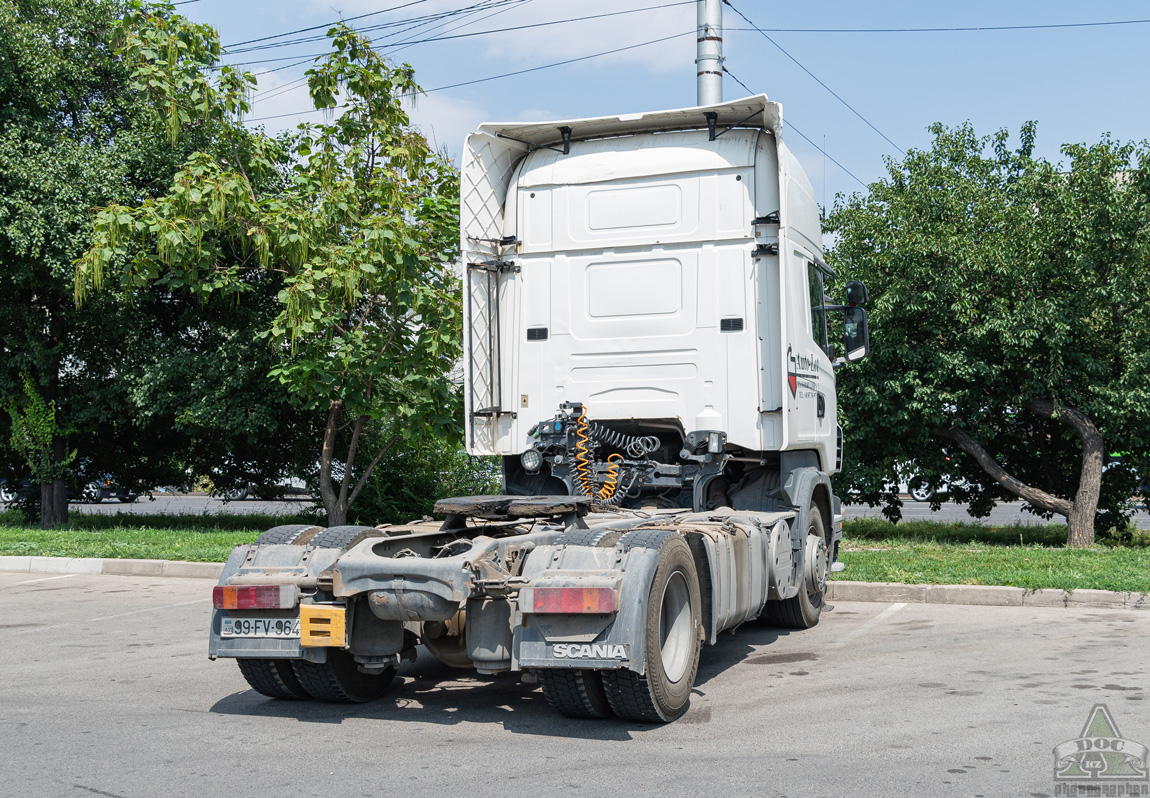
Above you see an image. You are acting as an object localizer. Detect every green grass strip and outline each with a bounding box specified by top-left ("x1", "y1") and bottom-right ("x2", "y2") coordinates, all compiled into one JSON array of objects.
[
  {"x1": 2, "y1": 512, "x2": 1147, "y2": 592},
  {"x1": 834, "y1": 519, "x2": 1150, "y2": 592},
  {"x1": 0, "y1": 509, "x2": 321, "y2": 563}
]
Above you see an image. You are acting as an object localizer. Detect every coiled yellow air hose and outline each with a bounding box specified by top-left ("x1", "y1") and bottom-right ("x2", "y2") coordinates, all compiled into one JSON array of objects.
[{"x1": 573, "y1": 409, "x2": 624, "y2": 501}]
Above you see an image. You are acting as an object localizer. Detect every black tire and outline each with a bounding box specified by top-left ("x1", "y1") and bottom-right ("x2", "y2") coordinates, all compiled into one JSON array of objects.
[
  {"x1": 290, "y1": 647, "x2": 395, "y2": 703},
  {"x1": 236, "y1": 658, "x2": 311, "y2": 700},
  {"x1": 0, "y1": 482, "x2": 16, "y2": 505},
  {"x1": 288, "y1": 527, "x2": 395, "y2": 703},
  {"x1": 765, "y1": 502, "x2": 828, "y2": 629},
  {"x1": 255, "y1": 525, "x2": 322, "y2": 546},
  {"x1": 229, "y1": 525, "x2": 326, "y2": 702},
  {"x1": 539, "y1": 669, "x2": 613, "y2": 719},
  {"x1": 602, "y1": 534, "x2": 701, "y2": 723},
  {"x1": 117, "y1": 494, "x2": 136, "y2": 504},
  {"x1": 81, "y1": 482, "x2": 102, "y2": 503},
  {"x1": 225, "y1": 487, "x2": 249, "y2": 501},
  {"x1": 308, "y1": 525, "x2": 383, "y2": 552},
  {"x1": 909, "y1": 479, "x2": 935, "y2": 502}
]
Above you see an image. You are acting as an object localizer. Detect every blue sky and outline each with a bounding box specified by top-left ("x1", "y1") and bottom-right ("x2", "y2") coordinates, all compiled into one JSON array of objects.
[{"x1": 181, "y1": 0, "x2": 1150, "y2": 209}]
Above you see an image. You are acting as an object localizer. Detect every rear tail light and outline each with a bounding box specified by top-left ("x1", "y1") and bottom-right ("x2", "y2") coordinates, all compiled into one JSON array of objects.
[
  {"x1": 533, "y1": 587, "x2": 616, "y2": 614},
  {"x1": 213, "y1": 585, "x2": 297, "y2": 610}
]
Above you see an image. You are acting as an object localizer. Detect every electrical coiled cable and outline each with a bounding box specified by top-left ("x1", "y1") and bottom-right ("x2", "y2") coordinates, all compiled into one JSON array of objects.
[{"x1": 584, "y1": 421, "x2": 660, "y2": 457}]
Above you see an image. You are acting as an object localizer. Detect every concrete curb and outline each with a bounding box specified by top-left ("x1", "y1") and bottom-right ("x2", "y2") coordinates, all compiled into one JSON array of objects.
[
  {"x1": 1, "y1": 557, "x2": 1147, "y2": 609},
  {"x1": 1, "y1": 555, "x2": 223, "y2": 580},
  {"x1": 827, "y1": 580, "x2": 1147, "y2": 610}
]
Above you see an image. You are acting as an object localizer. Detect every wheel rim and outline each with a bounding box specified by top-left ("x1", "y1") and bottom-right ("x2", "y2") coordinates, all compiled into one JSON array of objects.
[
  {"x1": 658, "y1": 570, "x2": 692, "y2": 684},
  {"x1": 911, "y1": 486, "x2": 932, "y2": 501},
  {"x1": 82, "y1": 482, "x2": 100, "y2": 501},
  {"x1": 804, "y1": 534, "x2": 829, "y2": 596}
]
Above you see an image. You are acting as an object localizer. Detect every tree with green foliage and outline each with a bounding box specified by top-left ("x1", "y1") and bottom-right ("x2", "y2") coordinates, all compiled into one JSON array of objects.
[
  {"x1": 0, "y1": 0, "x2": 182, "y2": 525},
  {"x1": 76, "y1": 4, "x2": 463, "y2": 525},
  {"x1": 1, "y1": 0, "x2": 315, "y2": 525},
  {"x1": 826, "y1": 122, "x2": 1150, "y2": 547}
]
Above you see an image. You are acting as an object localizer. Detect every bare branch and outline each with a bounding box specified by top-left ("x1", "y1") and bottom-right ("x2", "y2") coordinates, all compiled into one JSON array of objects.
[
  {"x1": 347, "y1": 431, "x2": 400, "y2": 508},
  {"x1": 938, "y1": 425, "x2": 1073, "y2": 517}
]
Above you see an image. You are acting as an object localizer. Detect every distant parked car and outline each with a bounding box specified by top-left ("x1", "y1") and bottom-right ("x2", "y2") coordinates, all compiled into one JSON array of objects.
[
  {"x1": 1, "y1": 475, "x2": 135, "y2": 505},
  {"x1": 74, "y1": 476, "x2": 137, "y2": 503},
  {"x1": 0, "y1": 478, "x2": 27, "y2": 506},
  {"x1": 218, "y1": 478, "x2": 310, "y2": 501}
]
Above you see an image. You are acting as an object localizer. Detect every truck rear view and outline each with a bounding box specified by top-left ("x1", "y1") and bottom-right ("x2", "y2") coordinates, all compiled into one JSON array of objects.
[{"x1": 208, "y1": 95, "x2": 870, "y2": 722}]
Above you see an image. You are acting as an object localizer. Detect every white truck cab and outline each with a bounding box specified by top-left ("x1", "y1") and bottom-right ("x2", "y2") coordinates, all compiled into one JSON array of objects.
[{"x1": 462, "y1": 95, "x2": 868, "y2": 514}]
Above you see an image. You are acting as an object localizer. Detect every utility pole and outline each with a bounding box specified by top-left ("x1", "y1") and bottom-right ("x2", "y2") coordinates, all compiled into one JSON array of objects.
[{"x1": 696, "y1": 0, "x2": 724, "y2": 105}]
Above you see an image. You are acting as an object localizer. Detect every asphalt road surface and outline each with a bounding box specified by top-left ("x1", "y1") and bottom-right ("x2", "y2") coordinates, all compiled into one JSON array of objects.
[
  {"x1": 73, "y1": 493, "x2": 1150, "y2": 528},
  {"x1": 3, "y1": 571, "x2": 1147, "y2": 798}
]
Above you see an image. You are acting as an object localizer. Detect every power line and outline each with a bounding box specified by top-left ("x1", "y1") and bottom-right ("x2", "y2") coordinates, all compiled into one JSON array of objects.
[
  {"x1": 387, "y1": 0, "x2": 529, "y2": 56},
  {"x1": 227, "y1": 0, "x2": 520, "y2": 55},
  {"x1": 227, "y1": 1, "x2": 695, "y2": 57},
  {"x1": 252, "y1": 0, "x2": 530, "y2": 105},
  {"x1": 724, "y1": 1, "x2": 904, "y2": 156},
  {"x1": 724, "y1": 18, "x2": 1150, "y2": 34},
  {"x1": 224, "y1": 0, "x2": 431, "y2": 49},
  {"x1": 244, "y1": 29, "x2": 695, "y2": 123},
  {"x1": 723, "y1": 65, "x2": 868, "y2": 191}
]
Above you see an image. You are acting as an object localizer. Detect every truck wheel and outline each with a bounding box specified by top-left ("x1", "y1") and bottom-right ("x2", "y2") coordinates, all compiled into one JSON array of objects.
[
  {"x1": 290, "y1": 648, "x2": 395, "y2": 703},
  {"x1": 765, "y1": 502, "x2": 828, "y2": 629},
  {"x1": 236, "y1": 658, "x2": 311, "y2": 700},
  {"x1": 287, "y1": 527, "x2": 395, "y2": 703},
  {"x1": 539, "y1": 669, "x2": 613, "y2": 719},
  {"x1": 602, "y1": 534, "x2": 701, "y2": 723},
  {"x1": 308, "y1": 525, "x2": 384, "y2": 551},
  {"x1": 254, "y1": 525, "x2": 323, "y2": 546}
]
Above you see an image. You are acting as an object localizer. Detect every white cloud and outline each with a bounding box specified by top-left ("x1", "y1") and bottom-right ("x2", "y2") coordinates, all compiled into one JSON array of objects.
[{"x1": 404, "y1": 92, "x2": 490, "y2": 161}]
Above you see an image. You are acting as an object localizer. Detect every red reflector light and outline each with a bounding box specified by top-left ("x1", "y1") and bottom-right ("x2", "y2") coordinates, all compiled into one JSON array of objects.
[
  {"x1": 212, "y1": 585, "x2": 290, "y2": 610},
  {"x1": 533, "y1": 587, "x2": 616, "y2": 614}
]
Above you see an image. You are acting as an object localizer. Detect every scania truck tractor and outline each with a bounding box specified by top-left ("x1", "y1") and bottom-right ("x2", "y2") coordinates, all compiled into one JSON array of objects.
[{"x1": 207, "y1": 94, "x2": 871, "y2": 722}]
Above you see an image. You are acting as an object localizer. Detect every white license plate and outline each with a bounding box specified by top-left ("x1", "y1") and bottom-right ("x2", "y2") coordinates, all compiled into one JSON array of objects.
[{"x1": 221, "y1": 616, "x2": 300, "y2": 639}]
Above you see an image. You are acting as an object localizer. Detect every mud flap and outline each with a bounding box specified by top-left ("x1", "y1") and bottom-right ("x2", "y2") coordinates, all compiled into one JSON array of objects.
[{"x1": 513, "y1": 533, "x2": 668, "y2": 675}]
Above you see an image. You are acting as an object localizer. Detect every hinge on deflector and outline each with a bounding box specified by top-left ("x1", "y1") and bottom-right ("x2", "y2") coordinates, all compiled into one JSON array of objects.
[
  {"x1": 467, "y1": 260, "x2": 520, "y2": 274},
  {"x1": 467, "y1": 235, "x2": 518, "y2": 247}
]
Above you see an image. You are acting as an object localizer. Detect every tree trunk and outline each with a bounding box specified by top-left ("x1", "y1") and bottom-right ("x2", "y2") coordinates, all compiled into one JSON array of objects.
[
  {"x1": 318, "y1": 400, "x2": 347, "y2": 526},
  {"x1": 318, "y1": 401, "x2": 399, "y2": 527},
  {"x1": 1030, "y1": 399, "x2": 1104, "y2": 548},
  {"x1": 938, "y1": 399, "x2": 1103, "y2": 548},
  {"x1": 39, "y1": 382, "x2": 69, "y2": 528}
]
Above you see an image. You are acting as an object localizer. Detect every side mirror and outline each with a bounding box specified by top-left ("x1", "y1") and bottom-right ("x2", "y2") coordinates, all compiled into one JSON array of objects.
[
  {"x1": 845, "y1": 280, "x2": 868, "y2": 306},
  {"x1": 842, "y1": 306, "x2": 870, "y2": 362}
]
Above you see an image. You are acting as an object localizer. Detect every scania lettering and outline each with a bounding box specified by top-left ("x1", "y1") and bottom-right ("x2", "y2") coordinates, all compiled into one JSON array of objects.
[{"x1": 553, "y1": 644, "x2": 628, "y2": 660}]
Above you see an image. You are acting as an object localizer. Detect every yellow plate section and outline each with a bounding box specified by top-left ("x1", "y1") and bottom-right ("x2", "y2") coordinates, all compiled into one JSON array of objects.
[{"x1": 299, "y1": 604, "x2": 347, "y2": 648}]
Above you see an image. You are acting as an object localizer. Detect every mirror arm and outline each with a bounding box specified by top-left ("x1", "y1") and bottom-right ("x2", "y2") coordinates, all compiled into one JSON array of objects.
[{"x1": 831, "y1": 357, "x2": 846, "y2": 371}]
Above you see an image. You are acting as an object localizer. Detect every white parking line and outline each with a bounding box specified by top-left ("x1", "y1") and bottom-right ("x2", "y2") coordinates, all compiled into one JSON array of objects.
[
  {"x1": 13, "y1": 573, "x2": 79, "y2": 585},
  {"x1": 831, "y1": 602, "x2": 907, "y2": 648}
]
